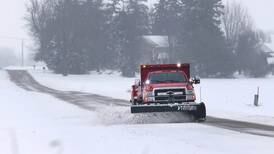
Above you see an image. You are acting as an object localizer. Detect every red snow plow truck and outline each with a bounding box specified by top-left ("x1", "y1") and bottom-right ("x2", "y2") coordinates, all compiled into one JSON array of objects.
[{"x1": 130, "y1": 64, "x2": 206, "y2": 121}]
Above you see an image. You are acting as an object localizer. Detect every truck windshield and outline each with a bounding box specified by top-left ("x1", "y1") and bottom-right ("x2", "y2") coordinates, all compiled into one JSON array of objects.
[{"x1": 149, "y1": 72, "x2": 187, "y2": 84}]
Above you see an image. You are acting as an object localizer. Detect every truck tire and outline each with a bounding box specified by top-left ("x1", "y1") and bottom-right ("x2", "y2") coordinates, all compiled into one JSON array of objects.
[
  {"x1": 194, "y1": 102, "x2": 206, "y2": 122},
  {"x1": 132, "y1": 100, "x2": 137, "y2": 105}
]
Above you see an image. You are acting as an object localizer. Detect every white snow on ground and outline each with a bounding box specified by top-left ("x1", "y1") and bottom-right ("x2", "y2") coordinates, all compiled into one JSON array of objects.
[
  {"x1": 1, "y1": 69, "x2": 274, "y2": 154},
  {"x1": 29, "y1": 69, "x2": 134, "y2": 100},
  {"x1": 197, "y1": 78, "x2": 274, "y2": 125},
  {"x1": 0, "y1": 71, "x2": 98, "y2": 128},
  {"x1": 28, "y1": 68, "x2": 274, "y2": 126}
]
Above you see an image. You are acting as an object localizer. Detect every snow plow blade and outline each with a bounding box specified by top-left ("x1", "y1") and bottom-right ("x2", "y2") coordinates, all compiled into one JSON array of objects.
[{"x1": 131, "y1": 102, "x2": 206, "y2": 121}]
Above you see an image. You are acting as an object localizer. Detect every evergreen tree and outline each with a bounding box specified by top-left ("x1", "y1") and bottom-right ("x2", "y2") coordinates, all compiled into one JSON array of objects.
[
  {"x1": 152, "y1": 0, "x2": 183, "y2": 62},
  {"x1": 112, "y1": 0, "x2": 149, "y2": 77},
  {"x1": 236, "y1": 30, "x2": 269, "y2": 77},
  {"x1": 179, "y1": 0, "x2": 234, "y2": 77},
  {"x1": 27, "y1": 0, "x2": 110, "y2": 75},
  {"x1": 152, "y1": 0, "x2": 183, "y2": 35},
  {"x1": 83, "y1": 0, "x2": 111, "y2": 71}
]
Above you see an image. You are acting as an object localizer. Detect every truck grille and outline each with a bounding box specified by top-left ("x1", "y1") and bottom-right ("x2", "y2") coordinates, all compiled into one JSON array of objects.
[{"x1": 154, "y1": 88, "x2": 186, "y2": 103}]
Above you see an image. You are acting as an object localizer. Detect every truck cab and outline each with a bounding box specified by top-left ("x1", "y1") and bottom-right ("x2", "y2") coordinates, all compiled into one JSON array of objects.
[{"x1": 131, "y1": 64, "x2": 200, "y2": 105}]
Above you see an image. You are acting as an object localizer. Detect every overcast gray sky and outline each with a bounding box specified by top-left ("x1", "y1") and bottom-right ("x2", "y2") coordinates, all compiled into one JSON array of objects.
[
  {"x1": 0, "y1": 0, "x2": 27, "y2": 57},
  {"x1": 0, "y1": 0, "x2": 274, "y2": 52},
  {"x1": 225, "y1": 0, "x2": 274, "y2": 31}
]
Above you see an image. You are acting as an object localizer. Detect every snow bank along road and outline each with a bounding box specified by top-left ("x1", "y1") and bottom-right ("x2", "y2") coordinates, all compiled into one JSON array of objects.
[{"x1": 7, "y1": 70, "x2": 274, "y2": 138}]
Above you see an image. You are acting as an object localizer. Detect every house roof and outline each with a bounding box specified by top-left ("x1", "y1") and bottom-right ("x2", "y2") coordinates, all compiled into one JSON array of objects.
[
  {"x1": 261, "y1": 45, "x2": 273, "y2": 56},
  {"x1": 265, "y1": 34, "x2": 274, "y2": 53},
  {"x1": 267, "y1": 57, "x2": 274, "y2": 65},
  {"x1": 262, "y1": 34, "x2": 274, "y2": 64},
  {"x1": 142, "y1": 35, "x2": 169, "y2": 48}
]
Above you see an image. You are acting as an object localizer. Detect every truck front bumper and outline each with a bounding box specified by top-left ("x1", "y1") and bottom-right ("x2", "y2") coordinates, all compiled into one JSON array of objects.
[
  {"x1": 131, "y1": 102, "x2": 207, "y2": 121},
  {"x1": 131, "y1": 103, "x2": 201, "y2": 113}
]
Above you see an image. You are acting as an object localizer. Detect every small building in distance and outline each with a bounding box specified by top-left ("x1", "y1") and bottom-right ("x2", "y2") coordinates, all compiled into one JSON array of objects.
[
  {"x1": 263, "y1": 34, "x2": 274, "y2": 74},
  {"x1": 139, "y1": 35, "x2": 170, "y2": 65}
]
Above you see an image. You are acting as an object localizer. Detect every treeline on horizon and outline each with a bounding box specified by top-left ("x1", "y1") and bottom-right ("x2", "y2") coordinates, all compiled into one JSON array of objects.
[{"x1": 26, "y1": 0, "x2": 272, "y2": 78}]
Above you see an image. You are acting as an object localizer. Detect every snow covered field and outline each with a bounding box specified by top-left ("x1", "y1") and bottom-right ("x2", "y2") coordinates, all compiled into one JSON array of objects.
[
  {"x1": 28, "y1": 69, "x2": 274, "y2": 126},
  {"x1": 1, "y1": 69, "x2": 274, "y2": 154}
]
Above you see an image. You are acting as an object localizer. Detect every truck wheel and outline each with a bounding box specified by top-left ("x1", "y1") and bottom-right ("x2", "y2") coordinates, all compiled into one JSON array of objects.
[
  {"x1": 194, "y1": 102, "x2": 206, "y2": 122},
  {"x1": 132, "y1": 100, "x2": 137, "y2": 105}
]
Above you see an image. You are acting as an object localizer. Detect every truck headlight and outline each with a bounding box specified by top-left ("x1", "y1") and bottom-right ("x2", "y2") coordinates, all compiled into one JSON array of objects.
[
  {"x1": 186, "y1": 90, "x2": 195, "y2": 101},
  {"x1": 144, "y1": 92, "x2": 154, "y2": 102},
  {"x1": 186, "y1": 90, "x2": 194, "y2": 95}
]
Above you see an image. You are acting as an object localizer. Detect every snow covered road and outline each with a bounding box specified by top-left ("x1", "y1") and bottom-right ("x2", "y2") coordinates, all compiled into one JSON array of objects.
[
  {"x1": 27, "y1": 68, "x2": 274, "y2": 126},
  {"x1": 8, "y1": 70, "x2": 128, "y2": 110},
  {"x1": 6, "y1": 70, "x2": 274, "y2": 137}
]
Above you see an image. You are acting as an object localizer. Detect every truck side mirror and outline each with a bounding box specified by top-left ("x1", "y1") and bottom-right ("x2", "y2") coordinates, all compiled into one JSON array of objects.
[
  {"x1": 134, "y1": 79, "x2": 141, "y2": 86},
  {"x1": 191, "y1": 77, "x2": 200, "y2": 84}
]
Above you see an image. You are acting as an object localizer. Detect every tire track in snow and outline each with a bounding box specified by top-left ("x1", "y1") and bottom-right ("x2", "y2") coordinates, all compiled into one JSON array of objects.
[
  {"x1": 7, "y1": 70, "x2": 128, "y2": 112},
  {"x1": 205, "y1": 116, "x2": 274, "y2": 138},
  {"x1": 7, "y1": 70, "x2": 274, "y2": 138}
]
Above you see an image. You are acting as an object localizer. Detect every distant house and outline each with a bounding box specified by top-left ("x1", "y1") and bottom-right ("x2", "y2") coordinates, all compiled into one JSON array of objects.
[
  {"x1": 264, "y1": 35, "x2": 274, "y2": 64},
  {"x1": 262, "y1": 34, "x2": 274, "y2": 73},
  {"x1": 139, "y1": 35, "x2": 170, "y2": 64},
  {"x1": 262, "y1": 45, "x2": 274, "y2": 64}
]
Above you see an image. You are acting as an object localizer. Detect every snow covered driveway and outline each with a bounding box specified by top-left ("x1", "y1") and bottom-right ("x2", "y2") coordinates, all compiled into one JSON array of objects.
[
  {"x1": 8, "y1": 70, "x2": 128, "y2": 110},
  {"x1": 1, "y1": 70, "x2": 274, "y2": 154}
]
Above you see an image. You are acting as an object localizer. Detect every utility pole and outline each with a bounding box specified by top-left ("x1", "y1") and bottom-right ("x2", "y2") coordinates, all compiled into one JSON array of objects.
[
  {"x1": 122, "y1": 0, "x2": 125, "y2": 11},
  {"x1": 21, "y1": 39, "x2": 24, "y2": 67},
  {"x1": 0, "y1": 36, "x2": 28, "y2": 67}
]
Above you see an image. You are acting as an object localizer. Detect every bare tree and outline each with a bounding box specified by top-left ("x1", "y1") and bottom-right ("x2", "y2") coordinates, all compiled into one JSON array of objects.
[
  {"x1": 222, "y1": 1, "x2": 254, "y2": 50},
  {"x1": 222, "y1": 1, "x2": 270, "y2": 76},
  {"x1": 26, "y1": 0, "x2": 57, "y2": 61}
]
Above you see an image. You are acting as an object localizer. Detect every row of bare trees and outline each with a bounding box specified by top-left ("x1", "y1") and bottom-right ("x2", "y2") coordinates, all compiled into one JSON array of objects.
[
  {"x1": 222, "y1": 1, "x2": 270, "y2": 77},
  {"x1": 222, "y1": 1, "x2": 253, "y2": 49}
]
